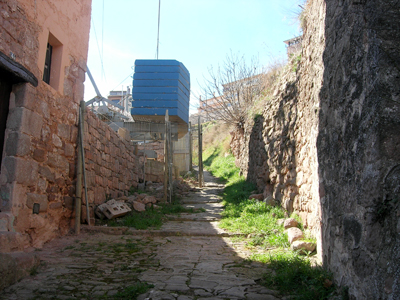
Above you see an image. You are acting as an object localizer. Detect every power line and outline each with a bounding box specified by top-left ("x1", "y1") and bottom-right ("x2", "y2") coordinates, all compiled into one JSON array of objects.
[
  {"x1": 91, "y1": 18, "x2": 106, "y2": 81},
  {"x1": 156, "y1": 0, "x2": 161, "y2": 59}
]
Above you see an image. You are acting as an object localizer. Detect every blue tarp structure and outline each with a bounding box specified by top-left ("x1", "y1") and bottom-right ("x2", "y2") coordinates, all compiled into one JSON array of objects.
[{"x1": 131, "y1": 59, "x2": 190, "y2": 124}]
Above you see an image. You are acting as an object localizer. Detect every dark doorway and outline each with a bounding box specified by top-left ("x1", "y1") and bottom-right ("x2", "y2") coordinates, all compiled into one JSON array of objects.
[{"x1": 0, "y1": 74, "x2": 12, "y2": 171}]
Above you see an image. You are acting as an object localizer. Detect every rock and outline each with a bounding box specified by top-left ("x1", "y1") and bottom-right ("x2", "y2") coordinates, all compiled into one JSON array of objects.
[
  {"x1": 276, "y1": 218, "x2": 285, "y2": 226},
  {"x1": 290, "y1": 240, "x2": 316, "y2": 254},
  {"x1": 263, "y1": 195, "x2": 276, "y2": 206},
  {"x1": 142, "y1": 196, "x2": 157, "y2": 204},
  {"x1": 153, "y1": 204, "x2": 161, "y2": 209},
  {"x1": 249, "y1": 194, "x2": 264, "y2": 201},
  {"x1": 284, "y1": 218, "x2": 299, "y2": 229},
  {"x1": 137, "y1": 194, "x2": 147, "y2": 200},
  {"x1": 287, "y1": 227, "x2": 304, "y2": 244},
  {"x1": 132, "y1": 201, "x2": 146, "y2": 212}
]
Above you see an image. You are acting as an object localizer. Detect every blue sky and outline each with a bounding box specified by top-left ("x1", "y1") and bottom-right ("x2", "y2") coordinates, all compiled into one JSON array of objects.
[{"x1": 84, "y1": 0, "x2": 302, "y2": 113}]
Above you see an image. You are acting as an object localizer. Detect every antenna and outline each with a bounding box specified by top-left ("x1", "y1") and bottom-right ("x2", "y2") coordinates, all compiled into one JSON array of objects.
[{"x1": 156, "y1": 0, "x2": 161, "y2": 59}]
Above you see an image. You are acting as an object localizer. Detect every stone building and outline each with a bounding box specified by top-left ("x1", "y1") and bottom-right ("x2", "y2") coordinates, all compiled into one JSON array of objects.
[{"x1": 0, "y1": 0, "x2": 92, "y2": 251}]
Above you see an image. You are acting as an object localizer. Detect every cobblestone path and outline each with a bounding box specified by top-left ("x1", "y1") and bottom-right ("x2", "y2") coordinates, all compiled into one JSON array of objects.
[{"x1": 1, "y1": 171, "x2": 280, "y2": 300}]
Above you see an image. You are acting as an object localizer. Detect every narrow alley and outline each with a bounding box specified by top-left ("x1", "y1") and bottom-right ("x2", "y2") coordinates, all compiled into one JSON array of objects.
[{"x1": 1, "y1": 171, "x2": 280, "y2": 300}]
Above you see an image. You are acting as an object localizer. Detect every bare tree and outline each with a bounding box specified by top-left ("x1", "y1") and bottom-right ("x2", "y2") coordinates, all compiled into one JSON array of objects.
[{"x1": 199, "y1": 52, "x2": 266, "y2": 129}]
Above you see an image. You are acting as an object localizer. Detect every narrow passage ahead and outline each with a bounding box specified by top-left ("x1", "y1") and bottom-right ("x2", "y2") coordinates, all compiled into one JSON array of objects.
[{"x1": 1, "y1": 171, "x2": 281, "y2": 300}]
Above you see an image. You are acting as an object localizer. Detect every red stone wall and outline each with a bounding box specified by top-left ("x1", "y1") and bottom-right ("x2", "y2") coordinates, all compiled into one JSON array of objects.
[
  {"x1": 82, "y1": 109, "x2": 140, "y2": 220},
  {"x1": 0, "y1": 0, "x2": 91, "y2": 250}
]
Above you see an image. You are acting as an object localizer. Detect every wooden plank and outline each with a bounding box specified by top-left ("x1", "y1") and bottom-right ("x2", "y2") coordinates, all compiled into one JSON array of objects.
[{"x1": 0, "y1": 51, "x2": 38, "y2": 87}]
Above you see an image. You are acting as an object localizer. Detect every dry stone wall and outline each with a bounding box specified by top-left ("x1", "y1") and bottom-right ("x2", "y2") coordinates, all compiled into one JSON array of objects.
[
  {"x1": 231, "y1": 0, "x2": 399, "y2": 298},
  {"x1": 82, "y1": 109, "x2": 141, "y2": 222}
]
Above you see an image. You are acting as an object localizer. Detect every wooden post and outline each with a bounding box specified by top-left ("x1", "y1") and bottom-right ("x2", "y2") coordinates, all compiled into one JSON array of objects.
[
  {"x1": 163, "y1": 110, "x2": 169, "y2": 202},
  {"x1": 75, "y1": 106, "x2": 83, "y2": 234},
  {"x1": 79, "y1": 101, "x2": 90, "y2": 226},
  {"x1": 198, "y1": 116, "x2": 203, "y2": 188},
  {"x1": 189, "y1": 122, "x2": 192, "y2": 171}
]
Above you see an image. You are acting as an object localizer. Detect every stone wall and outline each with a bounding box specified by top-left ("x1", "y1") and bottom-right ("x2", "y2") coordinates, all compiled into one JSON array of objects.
[
  {"x1": 318, "y1": 0, "x2": 400, "y2": 298},
  {"x1": 0, "y1": 0, "x2": 92, "y2": 250},
  {"x1": 82, "y1": 109, "x2": 141, "y2": 222},
  {"x1": 231, "y1": 0, "x2": 400, "y2": 298}
]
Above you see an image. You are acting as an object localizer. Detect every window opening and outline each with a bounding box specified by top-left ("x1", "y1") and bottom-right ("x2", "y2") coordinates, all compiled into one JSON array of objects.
[{"x1": 43, "y1": 43, "x2": 52, "y2": 84}]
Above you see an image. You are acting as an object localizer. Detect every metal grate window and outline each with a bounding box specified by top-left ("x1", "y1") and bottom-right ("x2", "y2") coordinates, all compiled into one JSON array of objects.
[{"x1": 43, "y1": 43, "x2": 52, "y2": 84}]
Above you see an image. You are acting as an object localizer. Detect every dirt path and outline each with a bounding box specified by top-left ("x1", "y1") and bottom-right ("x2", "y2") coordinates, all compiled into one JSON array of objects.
[{"x1": 1, "y1": 171, "x2": 281, "y2": 300}]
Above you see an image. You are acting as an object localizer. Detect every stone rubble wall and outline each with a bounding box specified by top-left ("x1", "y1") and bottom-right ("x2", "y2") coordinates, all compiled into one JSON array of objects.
[
  {"x1": 82, "y1": 109, "x2": 141, "y2": 222},
  {"x1": 231, "y1": 0, "x2": 400, "y2": 298},
  {"x1": 318, "y1": 1, "x2": 400, "y2": 298}
]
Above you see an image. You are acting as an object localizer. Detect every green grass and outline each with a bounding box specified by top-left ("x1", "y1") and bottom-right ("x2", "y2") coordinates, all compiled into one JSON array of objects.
[
  {"x1": 260, "y1": 253, "x2": 334, "y2": 300},
  {"x1": 203, "y1": 145, "x2": 289, "y2": 248},
  {"x1": 202, "y1": 143, "x2": 334, "y2": 299},
  {"x1": 105, "y1": 201, "x2": 196, "y2": 230}
]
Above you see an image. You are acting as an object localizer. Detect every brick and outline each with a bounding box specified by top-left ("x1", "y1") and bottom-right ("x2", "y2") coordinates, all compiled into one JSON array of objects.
[{"x1": 26, "y1": 193, "x2": 48, "y2": 212}]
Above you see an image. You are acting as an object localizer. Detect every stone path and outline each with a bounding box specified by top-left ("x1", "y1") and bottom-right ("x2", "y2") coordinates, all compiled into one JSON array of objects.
[{"x1": 1, "y1": 171, "x2": 281, "y2": 300}]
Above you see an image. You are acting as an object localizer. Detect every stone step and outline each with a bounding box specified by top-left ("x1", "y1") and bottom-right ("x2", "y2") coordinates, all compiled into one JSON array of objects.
[
  {"x1": 0, "y1": 251, "x2": 40, "y2": 290},
  {"x1": 0, "y1": 231, "x2": 30, "y2": 253},
  {"x1": 81, "y1": 223, "x2": 244, "y2": 238}
]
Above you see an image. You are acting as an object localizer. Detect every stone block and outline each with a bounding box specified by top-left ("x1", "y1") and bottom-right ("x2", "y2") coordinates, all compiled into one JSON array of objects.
[
  {"x1": 249, "y1": 194, "x2": 263, "y2": 201},
  {"x1": 287, "y1": 227, "x2": 304, "y2": 244},
  {"x1": 6, "y1": 107, "x2": 43, "y2": 138},
  {"x1": 290, "y1": 240, "x2": 316, "y2": 254},
  {"x1": 64, "y1": 142, "x2": 75, "y2": 157},
  {"x1": 0, "y1": 231, "x2": 29, "y2": 253},
  {"x1": 96, "y1": 200, "x2": 131, "y2": 219},
  {"x1": 0, "y1": 251, "x2": 40, "y2": 290},
  {"x1": 132, "y1": 201, "x2": 146, "y2": 212},
  {"x1": 5, "y1": 132, "x2": 31, "y2": 157},
  {"x1": 26, "y1": 193, "x2": 48, "y2": 212},
  {"x1": 63, "y1": 196, "x2": 74, "y2": 210},
  {"x1": 57, "y1": 123, "x2": 71, "y2": 140},
  {"x1": 142, "y1": 196, "x2": 157, "y2": 204},
  {"x1": 3, "y1": 156, "x2": 38, "y2": 185},
  {"x1": 12, "y1": 83, "x2": 37, "y2": 110},
  {"x1": 284, "y1": 218, "x2": 299, "y2": 229},
  {"x1": 32, "y1": 148, "x2": 47, "y2": 162},
  {"x1": 52, "y1": 133, "x2": 62, "y2": 148},
  {"x1": 39, "y1": 166, "x2": 55, "y2": 183}
]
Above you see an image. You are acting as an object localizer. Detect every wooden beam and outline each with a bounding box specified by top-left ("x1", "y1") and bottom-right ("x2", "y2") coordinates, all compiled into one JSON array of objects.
[{"x1": 0, "y1": 51, "x2": 38, "y2": 87}]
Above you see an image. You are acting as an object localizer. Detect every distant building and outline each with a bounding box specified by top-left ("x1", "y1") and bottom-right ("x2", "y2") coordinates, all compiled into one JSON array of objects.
[{"x1": 284, "y1": 36, "x2": 303, "y2": 57}]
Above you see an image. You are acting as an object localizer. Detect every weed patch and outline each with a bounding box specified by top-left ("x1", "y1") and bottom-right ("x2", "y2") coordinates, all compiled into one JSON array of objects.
[{"x1": 260, "y1": 253, "x2": 334, "y2": 300}]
